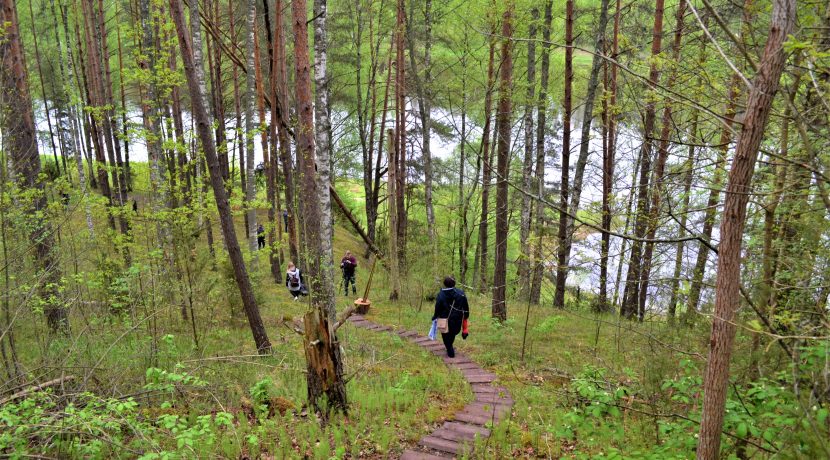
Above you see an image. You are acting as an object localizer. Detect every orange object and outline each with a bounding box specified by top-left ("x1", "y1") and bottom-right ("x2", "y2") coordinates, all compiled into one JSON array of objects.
[{"x1": 462, "y1": 319, "x2": 469, "y2": 334}]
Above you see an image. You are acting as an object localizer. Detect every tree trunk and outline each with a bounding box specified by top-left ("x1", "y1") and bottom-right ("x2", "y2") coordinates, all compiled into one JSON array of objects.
[
  {"x1": 169, "y1": 0, "x2": 271, "y2": 353},
  {"x1": 254, "y1": 27, "x2": 281, "y2": 281},
  {"x1": 636, "y1": 0, "x2": 687, "y2": 319},
  {"x1": 552, "y1": 0, "x2": 575, "y2": 309},
  {"x1": 54, "y1": 0, "x2": 94, "y2": 236},
  {"x1": 406, "y1": 0, "x2": 435, "y2": 279},
  {"x1": 696, "y1": 0, "x2": 794, "y2": 455},
  {"x1": 273, "y1": 0, "x2": 300, "y2": 264},
  {"x1": 491, "y1": 2, "x2": 513, "y2": 321},
  {"x1": 313, "y1": 0, "x2": 335, "y2": 288},
  {"x1": 597, "y1": 0, "x2": 620, "y2": 312},
  {"x1": 291, "y1": 0, "x2": 348, "y2": 413},
  {"x1": 26, "y1": 0, "x2": 61, "y2": 176},
  {"x1": 530, "y1": 0, "x2": 553, "y2": 305},
  {"x1": 619, "y1": 0, "x2": 665, "y2": 319},
  {"x1": 517, "y1": 7, "x2": 538, "y2": 299},
  {"x1": 387, "y1": 129, "x2": 401, "y2": 300},
  {"x1": 394, "y1": 0, "x2": 407, "y2": 272},
  {"x1": 477, "y1": 20, "x2": 497, "y2": 294},
  {"x1": 556, "y1": 0, "x2": 611, "y2": 304},
  {"x1": 0, "y1": 0, "x2": 68, "y2": 332},
  {"x1": 244, "y1": 0, "x2": 258, "y2": 255}
]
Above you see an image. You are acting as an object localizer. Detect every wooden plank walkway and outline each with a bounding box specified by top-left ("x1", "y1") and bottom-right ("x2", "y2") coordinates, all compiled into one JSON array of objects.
[{"x1": 347, "y1": 315, "x2": 512, "y2": 459}]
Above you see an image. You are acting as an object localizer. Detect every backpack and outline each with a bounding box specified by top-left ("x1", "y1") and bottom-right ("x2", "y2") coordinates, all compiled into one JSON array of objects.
[{"x1": 289, "y1": 271, "x2": 300, "y2": 288}]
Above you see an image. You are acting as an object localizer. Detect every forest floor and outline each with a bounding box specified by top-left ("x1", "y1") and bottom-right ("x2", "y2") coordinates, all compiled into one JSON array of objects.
[{"x1": 4, "y1": 175, "x2": 758, "y2": 458}]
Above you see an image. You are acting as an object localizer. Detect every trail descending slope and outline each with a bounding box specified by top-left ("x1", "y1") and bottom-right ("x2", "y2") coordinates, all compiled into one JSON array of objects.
[{"x1": 346, "y1": 315, "x2": 513, "y2": 459}]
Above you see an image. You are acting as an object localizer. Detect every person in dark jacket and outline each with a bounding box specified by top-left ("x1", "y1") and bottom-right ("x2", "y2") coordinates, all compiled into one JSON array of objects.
[
  {"x1": 340, "y1": 250, "x2": 358, "y2": 295},
  {"x1": 257, "y1": 224, "x2": 266, "y2": 249},
  {"x1": 432, "y1": 276, "x2": 470, "y2": 358}
]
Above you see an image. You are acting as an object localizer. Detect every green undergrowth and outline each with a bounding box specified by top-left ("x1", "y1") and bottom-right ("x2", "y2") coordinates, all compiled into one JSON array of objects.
[{"x1": 363, "y1": 278, "x2": 824, "y2": 458}]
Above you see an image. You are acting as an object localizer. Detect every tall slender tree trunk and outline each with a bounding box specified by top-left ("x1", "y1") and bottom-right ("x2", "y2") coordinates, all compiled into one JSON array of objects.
[
  {"x1": 517, "y1": 7, "x2": 538, "y2": 298},
  {"x1": 491, "y1": 1, "x2": 513, "y2": 321},
  {"x1": 597, "y1": 0, "x2": 620, "y2": 312},
  {"x1": 254, "y1": 27, "x2": 281, "y2": 281},
  {"x1": 313, "y1": 0, "x2": 335, "y2": 284},
  {"x1": 273, "y1": 0, "x2": 299, "y2": 264},
  {"x1": 619, "y1": 0, "x2": 665, "y2": 319},
  {"x1": 26, "y1": 0, "x2": 61, "y2": 176},
  {"x1": 387, "y1": 128, "x2": 401, "y2": 300},
  {"x1": 685, "y1": 0, "x2": 754, "y2": 322},
  {"x1": 54, "y1": 0, "x2": 94, "y2": 236},
  {"x1": 552, "y1": 0, "x2": 575, "y2": 309},
  {"x1": 169, "y1": 0, "x2": 271, "y2": 353},
  {"x1": 291, "y1": 0, "x2": 348, "y2": 413},
  {"x1": 697, "y1": 0, "x2": 794, "y2": 455},
  {"x1": 406, "y1": 0, "x2": 435, "y2": 278},
  {"x1": 0, "y1": 0, "x2": 68, "y2": 332},
  {"x1": 394, "y1": 0, "x2": 407, "y2": 272},
  {"x1": 559, "y1": 0, "x2": 612, "y2": 292},
  {"x1": 139, "y1": 0, "x2": 166, "y2": 225},
  {"x1": 530, "y1": 0, "x2": 553, "y2": 305},
  {"x1": 244, "y1": 0, "x2": 258, "y2": 255},
  {"x1": 637, "y1": 0, "x2": 687, "y2": 319},
  {"x1": 477, "y1": 20, "x2": 497, "y2": 294}
]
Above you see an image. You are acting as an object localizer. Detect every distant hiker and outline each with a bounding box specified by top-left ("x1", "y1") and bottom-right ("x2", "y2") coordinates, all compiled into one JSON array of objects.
[
  {"x1": 340, "y1": 250, "x2": 358, "y2": 295},
  {"x1": 282, "y1": 210, "x2": 289, "y2": 231},
  {"x1": 285, "y1": 262, "x2": 306, "y2": 301},
  {"x1": 60, "y1": 192, "x2": 70, "y2": 208},
  {"x1": 257, "y1": 224, "x2": 266, "y2": 249},
  {"x1": 432, "y1": 276, "x2": 470, "y2": 358}
]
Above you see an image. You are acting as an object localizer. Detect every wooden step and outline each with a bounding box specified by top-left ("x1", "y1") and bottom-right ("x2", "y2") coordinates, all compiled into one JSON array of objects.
[
  {"x1": 418, "y1": 436, "x2": 465, "y2": 455},
  {"x1": 442, "y1": 421, "x2": 491, "y2": 438},
  {"x1": 400, "y1": 449, "x2": 452, "y2": 460}
]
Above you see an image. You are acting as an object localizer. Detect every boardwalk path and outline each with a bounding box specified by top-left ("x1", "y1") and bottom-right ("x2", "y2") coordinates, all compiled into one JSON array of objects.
[{"x1": 346, "y1": 315, "x2": 513, "y2": 459}]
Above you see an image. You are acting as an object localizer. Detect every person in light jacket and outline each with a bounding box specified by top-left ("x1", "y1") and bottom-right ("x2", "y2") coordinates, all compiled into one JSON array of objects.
[
  {"x1": 285, "y1": 262, "x2": 305, "y2": 300},
  {"x1": 432, "y1": 276, "x2": 470, "y2": 358}
]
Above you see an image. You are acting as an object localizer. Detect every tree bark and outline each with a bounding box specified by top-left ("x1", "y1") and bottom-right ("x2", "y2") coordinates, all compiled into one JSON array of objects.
[
  {"x1": 394, "y1": 0, "x2": 407, "y2": 272},
  {"x1": 597, "y1": 0, "x2": 620, "y2": 312},
  {"x1": 636, "y1": 0, "x2": 687, "y2": 319},
  {"x1": 291, "y1": 0, "x2": 348, "y2": 413},
  {"x1": 619, "y1": 0, "x2": 665, "y2": 319},
  {"x1": 0, "y1": 0, "x2": 68, "y2": 332},
  {"x1": 476, "y1": 18, "x2": 497, "y2": 294},
  {"x1": 696, "y1": 0, "x2": 795, "y2": 456},
  {"x1": 169, "y1": 0, "x2": 271, "y2": 353},
  {"x1": 244, "y1": 0, "x2": 258, "y2": 255},
  {"x1": 517, "y1": 7, "x2": 538, "y2": 299},
  {"x1": 272, "y1": 0, "x2": 300, "y2": 264},
  {"x1": 491, "y1": 1, "x2": 513, "y2": 321},
  {"x1": 406, "y1": 0, "x2": 436, "y2": 279},
  {"x1": 558, "y1": 0, "x2": 611, "y2": 303},
  {"x1": 387, "y1": 129, "x2": 401, "y2": 300},
  {"x1": 313, "y1": 0, "x2": 335, "y2": 292},
  {"x1": 530, "y1": 0, "x2": 553, "y2": 305},
  {"x1": 552, "y1": 0, "x2": 575, "y2": 309}
]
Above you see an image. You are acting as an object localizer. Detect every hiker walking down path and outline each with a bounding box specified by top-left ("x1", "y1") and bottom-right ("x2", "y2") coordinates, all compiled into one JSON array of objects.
[
  {"x1": 432, "y1": 277, "x2": 470, "y2": 358},
  {"x1": 340, "y1": 250, "x2": 358, "y2": 296},
  {"x1": 285, "y1": 262, "x2": 306, "y2": 300},
  {"x1": 257, "y1": 224, "x2": 266, "y2": 249}
]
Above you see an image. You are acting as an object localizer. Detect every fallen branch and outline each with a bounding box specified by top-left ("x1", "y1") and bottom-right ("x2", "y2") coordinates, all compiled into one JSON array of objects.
[
  {"x1": 328, "y1": 185, "x2": 385, "y2": 260},
  {"x1": 333, "y1": 305, "x2": 359, "y2": 332},
  {"x1": 0, "y1": 375, "x2": 76, "y2": 405}
]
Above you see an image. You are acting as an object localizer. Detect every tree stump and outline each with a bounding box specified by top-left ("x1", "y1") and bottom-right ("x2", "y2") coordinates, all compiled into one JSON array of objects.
[
  {"x1": 354, "y1": 298, "x2": 371, "y2": 315},
  {"x1": 302, "y1": 307, "x2": 348, "y2": 414}
]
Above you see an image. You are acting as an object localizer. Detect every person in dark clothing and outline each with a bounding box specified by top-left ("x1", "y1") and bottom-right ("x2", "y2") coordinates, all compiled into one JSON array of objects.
[
  {"x1": 432, "y1": 276, "x2": 470, "y2": 358},
  {"x1": 340, "y1": 250, "x2": 357, "y2": 295},
  {"x1": 257, "y1": 224, "x2": 266, "y2": 249},
  {"x1": 282, "y1": 210, "x2": 289, "y2": 232}
]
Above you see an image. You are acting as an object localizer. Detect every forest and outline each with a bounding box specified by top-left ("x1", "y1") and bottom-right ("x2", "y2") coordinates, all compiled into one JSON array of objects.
[{"x1": 0, "y1": 0, "x2": 826, "y2": 457}]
